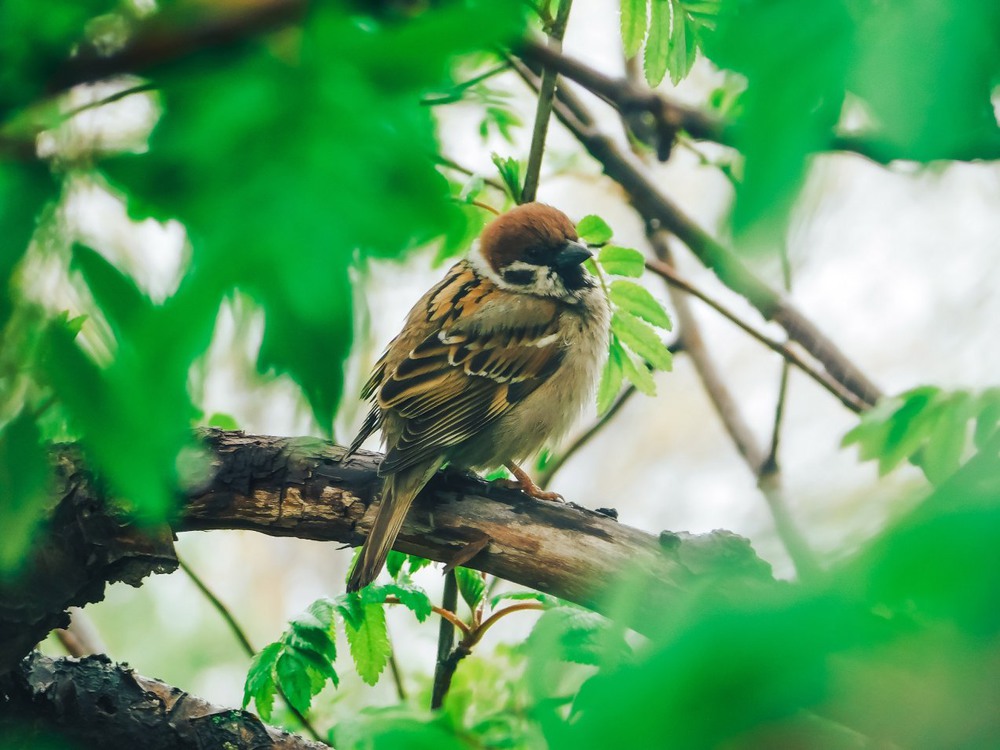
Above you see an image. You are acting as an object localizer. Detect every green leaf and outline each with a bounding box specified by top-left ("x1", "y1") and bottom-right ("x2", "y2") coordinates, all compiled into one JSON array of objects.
[
  {"x1": 919, "y1": 392, "x2": 972, "y2": 485},
  {"x1": 366, "y1": 583, "x2": 434, "y2": 623},
  {"x1": 206, "y1": 412, "x2": 240, "y2": 430},
  {"x1": 596, "y1": 344, "x2": 625, "y2": 415},
  {"x1": 618, "y1": 341, "x2": 657, "y2": 397},
  {"x1": 70, "y1": 244, "x2": 150, "y2": 341},
  {"x1": 491, "y1": 153, "x2": 523, "y2": 204},
  {"x1": 611, "y1": 312, "x2": 673, "y2": 372},
  {"x1": 0, "y1": 162, "x2": 55, "y2": 328},
  {"x1": 621, "y1": 0, "x2": 649, "y2": 59},
  {"x1": 243, "y1": 642, "x2": 281, "y2": 720},
  {"x1": 456, "y1": 567, "x2": 487, "y2": 610},
  {"x1": 973, "y1": 389, "x2": 1000, "y2": 449},
  {"x1": 597, "y1": 245, "x2": 645, "y2": 277},
  {"x1": 345, "y1": 601, "x2": 391, "y2": 686},
  {"x1": 276, "y1": 650, "x2": 313, "y2": 714},
  {"x1": 489, "y1": 591, "x2": 563, "y2": 609},
  {"x1": 386, "y1": 549, "x2": 407, "y2": 580},
  {"x1": 288, "y1": 613, "x2": 337, "y2": 662},
  {"x1": 576, "y1": 215, "x2": 613, "y2": 245},
  {"x1": 527, "y1": 607, "x2": 630, "y2": 667},
  {"x1": 0, "y1": 409, "x2": 53, "y2": 571},
  {"x1": 644, "y1": 0, "x2": 671, "y2": 86},
  {"x1": 668, "y1": 3, "x2": 699, "y2": 85},
  {"x1": 609, "y1": 279, "x2": 672, "y2": 330}
]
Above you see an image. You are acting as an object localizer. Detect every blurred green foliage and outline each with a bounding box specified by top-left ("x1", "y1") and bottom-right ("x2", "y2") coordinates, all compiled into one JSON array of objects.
[
  {"x1": 626, "y1": 0, "x2": 1000, "y2": 239},
  {"x1": 0, "y1": 0, "x2": 525, "y2": 559}
]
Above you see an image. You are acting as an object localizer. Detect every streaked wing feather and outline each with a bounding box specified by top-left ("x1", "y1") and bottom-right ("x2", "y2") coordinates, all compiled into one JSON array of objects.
[{"x1": 376, "y1": 296, "x2": 564, "y2": 475}]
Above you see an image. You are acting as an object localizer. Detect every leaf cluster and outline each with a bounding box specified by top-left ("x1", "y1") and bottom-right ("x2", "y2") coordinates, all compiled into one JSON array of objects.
[{"x1": 576, "y1": 215, "x2": 673, "y2": 414}]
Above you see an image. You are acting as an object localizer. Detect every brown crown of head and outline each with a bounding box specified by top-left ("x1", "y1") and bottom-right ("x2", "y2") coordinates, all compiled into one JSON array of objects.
[{"x1": 479, "y1": 202, "x2": 579, "y2": 271}]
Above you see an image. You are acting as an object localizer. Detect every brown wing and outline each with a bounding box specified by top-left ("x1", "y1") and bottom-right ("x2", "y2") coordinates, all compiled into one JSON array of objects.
[{"x1": 374, "y1": 264, "x2": 564, "y2": 475}]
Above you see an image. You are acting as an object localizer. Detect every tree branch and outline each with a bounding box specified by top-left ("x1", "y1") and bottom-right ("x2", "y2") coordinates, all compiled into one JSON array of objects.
[
  {"x1": 0, "y1": 431, "x2": 775, "y2": 673},
  {"x1": 517, "y1": 39, "x2": 1000, "y2": 164},
  {"x1": 511, "y1": 57, "x2": 882, "y2": 409},
  {"x1": 0, "y1": 651, "x2": 327, "y2": 750}
]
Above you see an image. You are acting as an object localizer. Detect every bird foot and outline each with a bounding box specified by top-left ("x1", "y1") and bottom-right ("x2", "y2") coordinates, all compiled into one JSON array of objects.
[{"x1": 498, "y1": 462, "x2": 564, "y2": 502}]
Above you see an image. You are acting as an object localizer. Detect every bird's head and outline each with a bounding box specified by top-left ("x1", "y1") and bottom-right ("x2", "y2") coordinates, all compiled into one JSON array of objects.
[{"x1": 472, "y1": 202, "x2": 594, "y2": 301}]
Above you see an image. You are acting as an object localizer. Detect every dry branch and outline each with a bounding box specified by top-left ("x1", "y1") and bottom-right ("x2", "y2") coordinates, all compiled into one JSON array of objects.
[
  {"x1": 0, "y1": 430, "x2": 774, "y2": 674},
  {"x1": 0, "y1": 651, "x2": 327, "y2": 750}
]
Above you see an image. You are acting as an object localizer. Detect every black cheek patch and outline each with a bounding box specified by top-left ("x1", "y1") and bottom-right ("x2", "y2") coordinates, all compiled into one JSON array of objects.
[{"x1": 502, "y1": 268, "x2": 537, "y2": 286}]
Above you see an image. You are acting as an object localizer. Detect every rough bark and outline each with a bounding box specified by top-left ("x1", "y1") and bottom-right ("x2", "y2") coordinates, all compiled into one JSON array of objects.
[
  {"x1": 0, "y1": 430, "x2": 775, "y2": 675},
  {"x1": 0, "y1": 651, "x2": 326, "y2": 750}
]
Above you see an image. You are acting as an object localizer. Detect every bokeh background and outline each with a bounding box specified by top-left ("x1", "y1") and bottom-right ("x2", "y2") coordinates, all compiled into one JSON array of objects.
[{"x1": 24, "y1": 0, "x2": 1000, "y2": 720}]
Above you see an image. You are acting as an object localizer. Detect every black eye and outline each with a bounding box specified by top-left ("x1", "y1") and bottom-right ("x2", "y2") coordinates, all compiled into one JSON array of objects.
[{"x1": 502, "y1": 268, "x2": 536, "y2": 285}]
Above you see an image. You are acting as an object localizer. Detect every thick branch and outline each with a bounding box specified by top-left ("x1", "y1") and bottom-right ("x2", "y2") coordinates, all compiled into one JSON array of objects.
[
  {"x1": 0, "y1": 431, "x2": 774, "y2": 673},
  {"x1": 0, "y1": 651, "x2": 326, "y2": 750}
]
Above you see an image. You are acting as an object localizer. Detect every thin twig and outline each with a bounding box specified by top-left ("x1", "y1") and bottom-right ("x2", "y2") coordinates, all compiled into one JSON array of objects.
[
  {"x1": 462, "y1": 602, "x2": 545, "y2": 649},
  {"x1": 179, "y1": 557, "x2": 327, "y2": 744},
  {"x1": 650, "y1": 233, "x2": 765, "y2": 471},
  {"x1": 435, "y1": 155, "x2": 507, "y2": 193},
  {"x1": 421, "y1": 63, "x2": 512, "y2": 106},
  {"x1": 385, "y1": 629, "x2": 407, "y2": 703},
  {"x1": 520, "y1": 0, "x2": 573, "y2": 203},
  {"x1": 385, "y1": 595, "x2": 472, "y2": 637},
  {"x1": 179, "y1": 557, "x2": 255, "y2": 657},
  {"x1": 512, "y1": 56, "x2": 882, "y2": 409},
  {"x1": 649, "y1": 234, "x2": 820, "y2": 581},
  {"x1": 54, "y1": 608, "x2": 106, "y2": 657},
  {"x1": 645, "y1": 259, "x2": 866, "y2": 413},
  {"x1": 431, "y1": 570, "x2": 459, "y2": 710}
]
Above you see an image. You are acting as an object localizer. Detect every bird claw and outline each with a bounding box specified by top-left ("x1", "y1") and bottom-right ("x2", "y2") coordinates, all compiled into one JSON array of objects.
[{"x1": 496, "y1": 462, "x2": 565, "y2": 503}]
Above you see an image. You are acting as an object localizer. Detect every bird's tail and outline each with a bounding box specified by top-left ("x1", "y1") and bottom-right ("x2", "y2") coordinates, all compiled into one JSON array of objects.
[{"x1": 346, "y1": 462, "x2": 439, "y2": 592}]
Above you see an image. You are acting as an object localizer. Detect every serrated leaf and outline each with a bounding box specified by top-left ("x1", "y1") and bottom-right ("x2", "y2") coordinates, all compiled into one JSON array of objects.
[
  {"x1": 345, "y1": 602, "x2": 390, "y2": 686},
  {"x1": 621, "y1": 0, "x2": 649, "y2": 58},
  {"x1": 644, "y1": 0, "x2": 671, "y2": 86},
  {"x1": 489, "y1": 591, "x2": 562, "y2": 609},
  {"x1": 527, "y1": 607, "x2": 630, "y2": 667},
  {"x1": 293, "y1": 645, "x2": 340, "y2": 689},
  {"x1": 576, "y1": 215, "x2": 613, "y2": 245},
  {"x1": 288, "y1": 615, "x2": 337, "y2": 662},
  {"x1": 611, "y1": 312, "x2": 673, "y2": 372},
  {"x1": 491, "y1": 153, "x2": 522, "y2": 204},
  {"x1": 456, "y1": 567, "x2": 486, "y2": 610},
  {"x1": 618, "y1": 342, "x2": 657, "y2": 397},
  {"x1": 408, "y1": 554, "x2": 432, "y2": 574},
  {"x1": 667, "y1": 3, "x2": 698, "y2": 84},
  {"x1": 276, "y1": 650, "x2": 313, "y2": 713},
  {"x1": 609, "y1": 279, "x2": 672, "y2": 330},
  {"x1": 386, "y1": 584, "x2": 434, "y2": 622},
  {"x1": 598, "y1": 245, "x2": 645, "y2": 277},
  {"x1": 366, "y1": 583, "x2": 434, "y2": 623},
  {"x1": 386, "y1": 549, "x2": 406, "y2": 580},
  {"x1": 919, "y1": 393, "x2": 972, "y2": 485},
  {"x1": 596, "y1": 344, "x2": 625, "y2": 415},
  {"x1": 244, "y1": 642, "x2": 281, "y2": 719},
  {"x1": 877, "y1": 388, "x2": 941, "y2": 476}
]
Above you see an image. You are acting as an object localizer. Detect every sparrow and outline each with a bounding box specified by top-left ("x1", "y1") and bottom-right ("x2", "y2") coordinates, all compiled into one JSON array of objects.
[{"x1": 345, "y1": 202, "x2": 610, "y2": 592}]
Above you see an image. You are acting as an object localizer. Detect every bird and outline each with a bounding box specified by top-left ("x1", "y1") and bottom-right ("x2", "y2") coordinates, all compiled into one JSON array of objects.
[{"x1": 345, "y1": 202, "x2": 610, "y2": 592}]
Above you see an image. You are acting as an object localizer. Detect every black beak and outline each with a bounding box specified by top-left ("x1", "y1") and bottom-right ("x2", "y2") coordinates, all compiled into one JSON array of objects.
[{"x1": 553, "y1": 240, "x2": 592, "y2": 269}]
